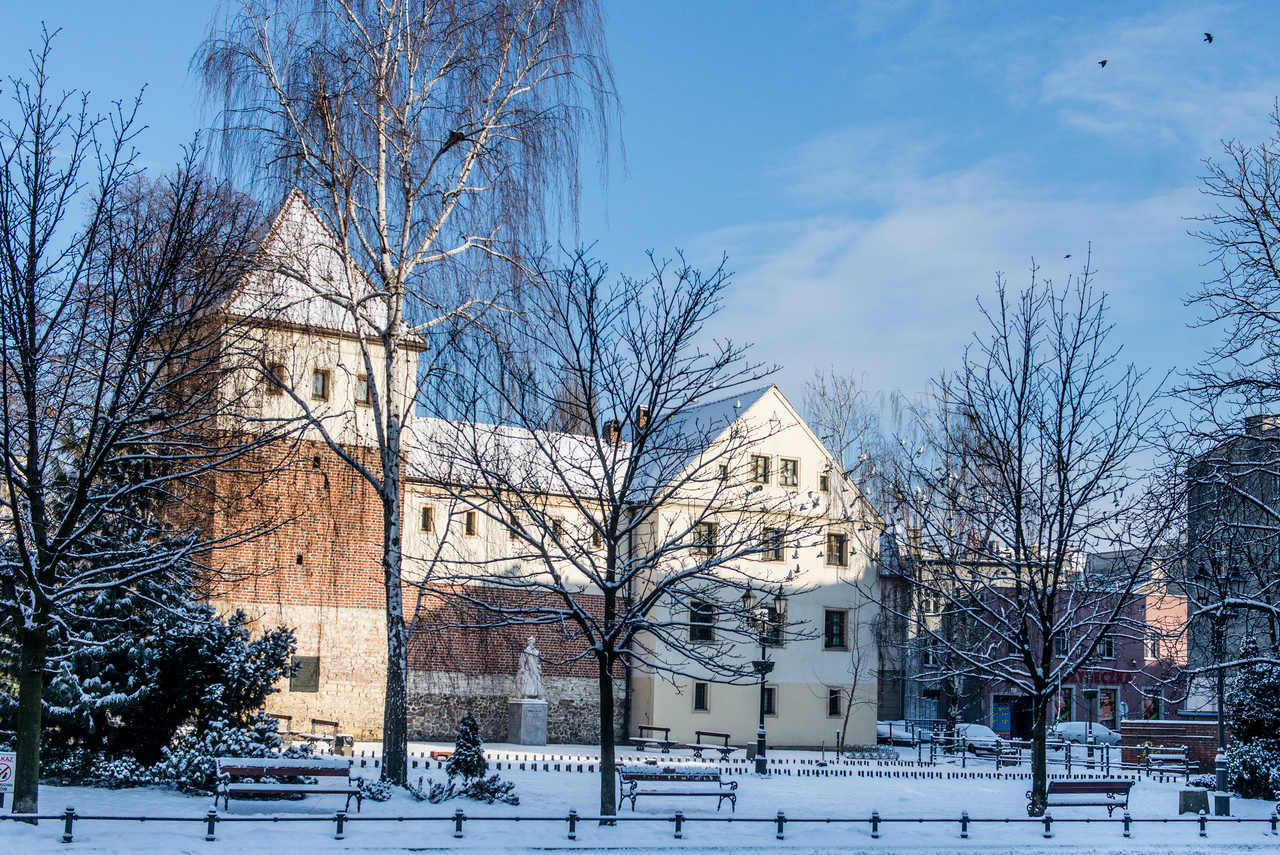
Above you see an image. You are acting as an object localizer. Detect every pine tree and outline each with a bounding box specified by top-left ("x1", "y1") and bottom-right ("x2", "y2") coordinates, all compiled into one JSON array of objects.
[
  {"x1": 445, "y1": 714, "x2": 487, "y2": 781},
  {"x1": 1224, "y1": 636, "x2": 1280, "y2": 798}
]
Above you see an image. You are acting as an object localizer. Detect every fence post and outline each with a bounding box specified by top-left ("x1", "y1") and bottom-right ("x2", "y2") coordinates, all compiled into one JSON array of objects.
[
  {"x1": 960, "y1": 810, "x2": 969, "y2": 839},
  {"x1": 334, "y1": 810, "x2": 346, "y2": 841},
  {"x1": 454, "y1": 809, "x2": 465, "y2": 839},
  {"x1": 1064, "y1": 742, "x2": 1071, "y2": 776},
  {"x1": 1042, "y1": 813, "x2": 1053, "y2": 839},
  {"x1": 1198, "y1": 809, "x2": 1207, "y2": 838},
  {"x1": 1272, "y1": 808, "x2": 1279, "y2": 836},
  {"x1": 567, "y1": 809, "x2": 578, "y2": 840},
  {"x1": 61, "y1": 806, "x2": 76, "y2": 844},
  {"x1": 673, "y1": 810, "x2": 684, "y2": 839},
  {"x1": 205, "y1": 808, "x2": 218, "y2": 842},
  {"x1": 1122, "y1": 810, "x2": 1131, "y2": 838},
  {"x1": 775, "y1": 810, "x2": 786, "y2": 840}
]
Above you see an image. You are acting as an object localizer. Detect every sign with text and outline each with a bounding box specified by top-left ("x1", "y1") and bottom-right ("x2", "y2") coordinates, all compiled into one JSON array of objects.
[{"x1": 0, "y1": 751, "x2": 13, "y2": 793}]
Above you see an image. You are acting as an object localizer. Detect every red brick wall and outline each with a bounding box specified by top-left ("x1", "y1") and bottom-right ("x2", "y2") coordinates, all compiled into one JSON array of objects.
[{"x1": 1121, "y1": 719, "x2": 1222, "y2": 773}]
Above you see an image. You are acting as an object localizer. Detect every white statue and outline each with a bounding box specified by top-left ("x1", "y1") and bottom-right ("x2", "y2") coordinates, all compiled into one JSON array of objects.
[{"x1": 516, "y1": 636, "x2": 543, "y2": 699}]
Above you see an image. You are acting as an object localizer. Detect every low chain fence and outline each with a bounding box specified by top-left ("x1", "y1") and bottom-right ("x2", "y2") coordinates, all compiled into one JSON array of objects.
[{"x1": 2, "y1": 806, "x2": 1277, "y2": 845}]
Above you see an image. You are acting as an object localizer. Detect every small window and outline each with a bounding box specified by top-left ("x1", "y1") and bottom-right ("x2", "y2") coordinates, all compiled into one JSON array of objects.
[
  {"x1": 762, "y1": 685, "x2": 777, "y2": 716},
  {"x1": 823, "y1": 608, "x2": 848, "y2": 650},
  {"x1": 762, "y1": 601, "x2": 785, "y2": 647},
  {"x1": 508, "y1": 514, "x2": 520, "y2": 541},
  {"x1": 1142, "y1": 695, "x2": 1162, "y2": 720},
  {"x1": 690, "y1": 600, "x2": 716, "y2": 643},
  {"x1": 356, "y1": 374, "x2": 372, "y2": 406},
  {"x1": 551, "y1": 517, "x2": 564, "y2": 538},
  {"x1": 694, "y1": 522, "x2": 718, "y2": 557},
  {"x1": 818, "y1": 472, "x2": 830, "y2": 492},
  {"x1": 1097, "y1": 634, "x2": 1115, "y2": 660},
  {"x1": 827, "y1": 687, "x2": 842, "y2": 718},
  {"x1": 760, "y1": 527, "x2": 784, "y2": 562},
  {"x1": 1148, "y1": 634, "x2": 1160, "y2": 660},
  {"x1": 826, "y1": 532, "x2": 849, "y2": 567},
  {"x1": 1053, "y1": 635, "x2": 1067, "y2": 657},
  {"x1": 779, "y1": 458, "x2": 799, "y2": 487},
  {"x1": 750, "y1": 455, "x2": 770, "y2": 484},
  {"x1": 464, "y1": 510, "x2": 478, "y2": 537},
  {"x1": 311, "y1": 368, "x2": 330, "y2": 401},
  {"x1": 290, "y1": 656, "x2": 320, "y2": 693},
  {"x1": 420, "y1": 505, "x2": 435, "y2": 533},
  {"x1": 693, "y1": 681, "x2": 709, "y2": 712},
  {"x1": 717, "y1": 464, "x2": 729, "y2": 482},
  {"x1": 591, "y1": 528, "x2": 603, "y2": 549},
  {"x1": 266, "y1": 363, "x2": 287, "y2": 395}
]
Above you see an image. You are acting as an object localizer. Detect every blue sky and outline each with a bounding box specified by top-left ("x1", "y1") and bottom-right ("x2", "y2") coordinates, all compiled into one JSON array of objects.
[{"x1": 6, "y1": 1, "x2": 1279, "y2": 399}]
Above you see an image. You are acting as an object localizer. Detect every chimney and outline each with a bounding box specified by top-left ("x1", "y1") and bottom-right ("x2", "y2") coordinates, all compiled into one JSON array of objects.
[
  {"x1": 635, "y1": 406, "x2": 651, "y2": 432},
  {"x1": 1244, "y1": 413, "x2": 1280, "y2": 435},
  {"x1": 602, "y1": 419, "x2": 621, "y2": 446}
]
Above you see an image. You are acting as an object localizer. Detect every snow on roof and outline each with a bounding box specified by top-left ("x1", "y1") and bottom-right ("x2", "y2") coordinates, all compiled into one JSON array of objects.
[{"x1": 222, "y1": 190, "x2": 395, "y2": 338}]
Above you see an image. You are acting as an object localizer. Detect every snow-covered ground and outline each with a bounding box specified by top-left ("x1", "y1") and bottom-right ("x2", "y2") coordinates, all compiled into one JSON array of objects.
[{"x1": 2, "y1": 746, "x2": 1276, "y2": 854}]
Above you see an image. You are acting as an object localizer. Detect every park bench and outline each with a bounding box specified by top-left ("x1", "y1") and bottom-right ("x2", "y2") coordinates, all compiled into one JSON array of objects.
[
  {"x1": 1143, "y1": 745, "x2": 1189, "y2": 776},
  {"x1": 1033, "y1": 780, "x2": 1134, "y2": 816},
  {"x1": 630, "y1": 724, "x2": 678, "y2": 753},
  {"x1": 215, "y1": 756, "x2": 361, "y2": 812},
  {"x1": 688, "y1": 730, "x2": 741, "y2": 761},
  {"x1": 617, "y1": 764, "x2": 737, "y2": 812}
]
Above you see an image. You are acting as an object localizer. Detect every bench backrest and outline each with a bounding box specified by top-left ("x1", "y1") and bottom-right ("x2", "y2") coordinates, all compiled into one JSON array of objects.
[
  {"x1": 619, "y1": 770, "x2": 721, "y2": 783},
  {"x1": 1047, "y1": 780, "x2": 1132, "y2": 795},
  {"x1": 216, "y1": 758, "x2": 350, "y2": 778},
  {"x1": 637, "y1": 725, "x2": 670, "y2": 737},
  {"x1": 695, "y1": 730, "x2": 731, "y2": 744}
]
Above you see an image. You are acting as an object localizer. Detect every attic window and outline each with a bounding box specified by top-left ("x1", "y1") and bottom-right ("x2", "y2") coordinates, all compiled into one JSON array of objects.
[
  {"x1": 750, "y1": 455, "x2": 770, "y2": 484},
  {"x1": 420, "y1": 505, "x2": 435, "y2": 533},
  {"x1": 779, "y1": 458, "x2": 799, "y2": 488},
  {"x1": 819, "y1": 473, "x2": 830, "y2": 492},
  {"x1": 266, "y1": 363, "x2": 287, "y2": 395},
  {"x1": 312, "y1": 455, "x2": 322, "y2": 468},
  {"x1": 464, "y1": 511, "x2": 478, "y2": 537}
]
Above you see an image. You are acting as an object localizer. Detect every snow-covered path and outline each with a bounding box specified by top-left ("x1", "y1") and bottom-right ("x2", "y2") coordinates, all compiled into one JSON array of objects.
[{"x1": 2, "y1": 754, "x2": 1276, "y2": 853}]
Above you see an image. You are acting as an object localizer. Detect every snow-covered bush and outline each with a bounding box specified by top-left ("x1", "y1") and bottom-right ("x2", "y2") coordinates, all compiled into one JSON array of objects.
[
  {"x1": 428, "y1": 714, "x2": 518, "y2": 805},
  {"x1": 152, "y1": 713, "x2": 312, "y2": 794},
  {"x1": 358, "y1": 778, "x2": 394, "y2": 802}
]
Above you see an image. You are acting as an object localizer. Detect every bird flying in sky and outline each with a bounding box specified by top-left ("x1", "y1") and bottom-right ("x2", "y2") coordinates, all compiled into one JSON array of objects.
[
  {"x1": 1204, "y1": 32, "x2": 1213, "y2": 43},
  {"x1": 1098, "y1": 59, "x2": 1108, "y2": 68}
]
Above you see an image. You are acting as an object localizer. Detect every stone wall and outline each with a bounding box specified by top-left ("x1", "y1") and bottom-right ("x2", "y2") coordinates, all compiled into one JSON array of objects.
[{"x1": 406, "y1": 671, "x2": 624, "y2": 743}]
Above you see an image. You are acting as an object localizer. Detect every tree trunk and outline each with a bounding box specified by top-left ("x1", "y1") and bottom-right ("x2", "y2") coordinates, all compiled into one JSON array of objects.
[
  {"x1": 1028, "y1": 695, "x2": 1049, "y2": 816},
  {"x1": 380, "y1": 485, "x2": 408, "y2": 787},
  {"x1": 13, "y1": 622, "x2": 48, "y2": 818},
  {"x1": 597, "y1": 664, "x2": 617, "y2": 820}
]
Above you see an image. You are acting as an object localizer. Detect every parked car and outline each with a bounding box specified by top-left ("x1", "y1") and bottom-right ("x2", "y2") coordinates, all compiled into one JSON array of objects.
[
  {"x1": 954, "y1": 723, "x2": 1006, "y2": 755},
  {"x1": 1049, "y1": 721, "x2": 1121, "y2": 745},
  {"x1": 876, "y1": 720, "x2": 920, "y2": 745}
]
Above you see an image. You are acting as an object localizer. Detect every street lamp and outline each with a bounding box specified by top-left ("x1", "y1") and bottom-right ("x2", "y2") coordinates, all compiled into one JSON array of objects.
[
  {"x1": 1214, "y1": 566, "x2": 1243, "y2": 794},
  {"x1": 743, "y1": 587, "x2": 783, "y2": 775}
]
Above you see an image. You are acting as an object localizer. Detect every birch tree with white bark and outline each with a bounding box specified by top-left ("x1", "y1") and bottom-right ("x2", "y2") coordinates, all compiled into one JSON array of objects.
[
  {"x1": 417, "y1": 250, "x2": 824, "y2": 817},
  {"x1": 197, "y1": 0, "x2": 614, "y2": 786},
  {"x1": 883, "y1": 267, "x2": 1174, "y2": 814}
]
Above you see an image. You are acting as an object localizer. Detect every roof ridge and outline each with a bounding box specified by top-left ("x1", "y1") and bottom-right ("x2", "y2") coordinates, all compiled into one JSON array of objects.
[{"x1": 681, "y1": 384, "x2": 774, "y2": 416}]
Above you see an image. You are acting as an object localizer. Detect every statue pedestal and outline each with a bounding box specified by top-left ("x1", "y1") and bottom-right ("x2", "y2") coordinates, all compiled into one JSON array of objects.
[{"x1": 507, "y1": 698, "x2": 548, "y2": 745}]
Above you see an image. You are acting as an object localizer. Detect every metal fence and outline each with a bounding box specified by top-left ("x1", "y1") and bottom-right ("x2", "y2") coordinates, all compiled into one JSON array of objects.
[{"x1": 2, "y1": 806, "x2": 1276, "y2": 845}]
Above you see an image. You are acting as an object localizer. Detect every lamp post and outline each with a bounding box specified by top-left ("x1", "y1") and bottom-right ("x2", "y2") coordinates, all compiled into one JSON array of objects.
[
  {"x1": 1214, "y1": 566, "x2": 1242, "y2": 795},
  {"x1": 744, "y1": 587, "x2": 783, "y2": 775}
]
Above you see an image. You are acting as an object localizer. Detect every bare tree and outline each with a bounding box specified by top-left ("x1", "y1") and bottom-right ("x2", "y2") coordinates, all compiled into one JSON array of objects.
[
  {"x1": 1179, "y1": 105, "x2": 1280, "y2": 681},
  {"x1": 883, "y1": 266, "x2": 1173, "y2": 814},
  {"x1": 0, "y1": 33, "x2": 277, "y2": 814},
  {"x1": 197, "y1": 0, "x2": 614, "y2": 786},
  {"x1": 417, "y1": 250, "x2": 826, "y2": 816}
]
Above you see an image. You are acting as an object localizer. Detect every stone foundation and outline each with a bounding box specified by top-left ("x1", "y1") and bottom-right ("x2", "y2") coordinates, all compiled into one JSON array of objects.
[{"x1": 407, "y1": 670, "x2": 624, "y2": 743}]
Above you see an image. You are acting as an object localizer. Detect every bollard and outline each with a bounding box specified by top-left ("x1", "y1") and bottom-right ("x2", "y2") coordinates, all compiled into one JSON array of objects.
[
  {"x1": 334, "y1": 810, "x2": 346, "y2": 840},
  {"x1": 205, "y1": 808, "x2": 218, "y2": 842},
  {"x1": 776, "y1": 810, "x2": 786, "y2": 840},
  {"x1": 870, "y1": 810, "x2": 880, "y2": 839},
  {"x1": 454, "y1": 809, "x2": 465, "y2": 838},
  {"x1": 1042, "y1": 813, "x2": 1053, "y2": 838},
  {"x1": 673, "y1": 810, "x2": 684, "y2": 839},
  {"x1": 1271, "y1": 809, "x2": 1278, "y2": 836},
  {"x1": 62, "y1": 806, "x2": 76, "y2": 844},
  {"x1": 567, "y1": 809, "x2": 578, "y2": 840},
  {"x1": 959, "y1": 810, "x2": 969, "y2": 839},
  {"x1": 1198, "y1": 809, "x2": 1207, "y2": 838}
]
